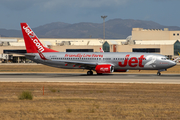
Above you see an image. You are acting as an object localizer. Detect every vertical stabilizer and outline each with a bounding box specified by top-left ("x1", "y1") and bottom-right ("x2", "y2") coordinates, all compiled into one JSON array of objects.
[{"x1": 20, "y1": 23, "x2": 58, "y2": 53}]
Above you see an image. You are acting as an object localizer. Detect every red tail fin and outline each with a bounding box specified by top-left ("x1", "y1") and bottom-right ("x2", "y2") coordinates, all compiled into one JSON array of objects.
[{"x1": 20, "y1": 23, "x2": 58, "y2": 53}]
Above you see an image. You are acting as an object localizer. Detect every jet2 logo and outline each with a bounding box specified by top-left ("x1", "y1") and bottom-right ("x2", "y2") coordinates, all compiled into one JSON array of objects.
[
  {"x1": 23, "y1": 26, "x2": 35, "y2": 38},
  {"x1": 119, "y1": 54, "x2": 145, "y2": 67},
  {"x1": 100, "y1": 67, "x2": 109, "y2": 72},
  {"x1": 23, "y1": 26, "x2": 44, "y2": 52}
]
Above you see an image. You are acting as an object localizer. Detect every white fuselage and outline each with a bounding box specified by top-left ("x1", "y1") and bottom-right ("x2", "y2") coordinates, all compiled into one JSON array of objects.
[{"x1": 26, "y1": 52, "x2": 176, "y2": 71}]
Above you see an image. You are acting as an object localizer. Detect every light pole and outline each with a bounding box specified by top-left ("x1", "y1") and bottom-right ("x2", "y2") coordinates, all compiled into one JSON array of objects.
[{"x1": 101, "y1": 16, "x2": 107, "y2": 40}]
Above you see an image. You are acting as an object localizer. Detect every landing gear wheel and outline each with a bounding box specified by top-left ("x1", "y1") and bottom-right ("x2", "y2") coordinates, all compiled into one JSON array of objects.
[
  {"x1": 87, "y1": 71, "x2": 93, "y2": 75},
  {"x1": 157, "y1": 72, "x2": 161, "y2": 76}
]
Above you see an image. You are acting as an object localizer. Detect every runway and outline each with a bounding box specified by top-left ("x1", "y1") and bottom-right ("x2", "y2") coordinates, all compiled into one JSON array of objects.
[{"x1": 0, "y1": 73, "x2": 180, "y2": 84}]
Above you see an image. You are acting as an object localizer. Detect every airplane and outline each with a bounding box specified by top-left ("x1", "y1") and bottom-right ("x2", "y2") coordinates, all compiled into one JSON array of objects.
[{"x1": 20, "y1": 23, "x2": 177, "y2": 76}]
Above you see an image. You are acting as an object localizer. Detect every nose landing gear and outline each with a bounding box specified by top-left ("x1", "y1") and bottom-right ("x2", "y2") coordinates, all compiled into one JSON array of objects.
[
  {"x1": 157, "y1": 69, "x2": 166, "y2": 76},
  {"x1": 157, "y1": 72, "x2": 161, "y2": 76}
]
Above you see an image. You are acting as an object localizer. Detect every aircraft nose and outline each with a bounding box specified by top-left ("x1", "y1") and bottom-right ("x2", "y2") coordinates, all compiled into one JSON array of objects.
[{"x1": 169, "y1": 60, "x2": 176, "y2": 67}]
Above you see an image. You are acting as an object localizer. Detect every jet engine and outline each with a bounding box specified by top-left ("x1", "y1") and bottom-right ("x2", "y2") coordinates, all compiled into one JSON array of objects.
[{"x1": 95, "y1": 64, "x2": 114, "y2": 74}]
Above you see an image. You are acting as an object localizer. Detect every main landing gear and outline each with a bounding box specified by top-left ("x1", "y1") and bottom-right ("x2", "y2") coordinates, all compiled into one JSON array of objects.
[{"x1": 87, "y1": 71, "x2": 93, "y2": 75}]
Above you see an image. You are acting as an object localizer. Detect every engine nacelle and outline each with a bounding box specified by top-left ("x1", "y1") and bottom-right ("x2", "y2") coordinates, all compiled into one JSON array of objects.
[
  {"x1": 114, "y1": 69, "x2": 128, "y2": 72},
  {"x1": 95, "y1": 64, "x2": 114, "y2": 74}
]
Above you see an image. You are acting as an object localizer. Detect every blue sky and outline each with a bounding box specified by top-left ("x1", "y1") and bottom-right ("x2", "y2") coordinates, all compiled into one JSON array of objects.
[{"x1": 0, "y1": 0, "x2": 179, "y2": 30}]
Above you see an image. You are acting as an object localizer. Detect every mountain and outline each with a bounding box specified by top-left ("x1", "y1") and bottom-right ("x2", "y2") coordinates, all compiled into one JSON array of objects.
[
  {"x1": 1, "y1": 18, "x2": 180, "y2": 39},
  {"x1": 0, "y1": 29, "x2": 22, "y2": 37}
]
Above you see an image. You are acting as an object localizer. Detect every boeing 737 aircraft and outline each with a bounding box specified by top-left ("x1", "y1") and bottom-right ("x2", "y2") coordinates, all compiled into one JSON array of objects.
[{"x1": 20, "y1": 23, "x2": 177, "y2": 76}]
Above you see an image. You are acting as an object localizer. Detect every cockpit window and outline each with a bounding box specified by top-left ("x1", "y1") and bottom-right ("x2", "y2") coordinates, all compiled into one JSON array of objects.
[{"x1": 161, "y1": 58, "x2": 167, "y2": 60}]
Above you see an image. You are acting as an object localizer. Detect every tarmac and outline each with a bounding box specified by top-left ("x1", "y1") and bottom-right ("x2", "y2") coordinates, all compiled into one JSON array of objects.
[{"x1": 0, "y1": 73, "x2": 180, "y2": 84}]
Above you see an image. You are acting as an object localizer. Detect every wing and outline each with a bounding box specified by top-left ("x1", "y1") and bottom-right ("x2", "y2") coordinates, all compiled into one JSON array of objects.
[
  {"x1": 65, "y1": 61, "x2": 97, "y2": 69},
  {"x1": 51, "y1": 59, "x2": 113, "y2": 70},
  {"x1": 65, "y1": 60, "x2": 114, "y2": 70}
]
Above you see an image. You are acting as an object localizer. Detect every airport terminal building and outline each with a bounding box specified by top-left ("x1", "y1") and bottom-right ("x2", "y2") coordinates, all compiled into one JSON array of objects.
[{"x1": 0, "y1": 28, "x2": 180, "y2": 63}]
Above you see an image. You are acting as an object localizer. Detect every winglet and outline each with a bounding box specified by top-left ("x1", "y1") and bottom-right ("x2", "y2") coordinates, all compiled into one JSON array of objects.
[
  {"x1": 100, "y1": 48, "x2": 104, "y2": 53},
  {"x1": 20, "y1": 23, "x2": 58, "y2": 53}
]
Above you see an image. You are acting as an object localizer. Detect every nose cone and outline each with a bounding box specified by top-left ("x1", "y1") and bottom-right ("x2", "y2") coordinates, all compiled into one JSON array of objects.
[{"x1": 168, "y1": 60, "x2": 176, "y2": 68}]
